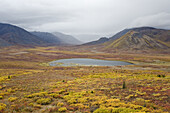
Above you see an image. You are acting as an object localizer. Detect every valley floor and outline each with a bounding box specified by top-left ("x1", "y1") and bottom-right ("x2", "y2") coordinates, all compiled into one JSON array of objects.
[{"x1": 0, "y1": 46, "x2": 169, "y2": 113}]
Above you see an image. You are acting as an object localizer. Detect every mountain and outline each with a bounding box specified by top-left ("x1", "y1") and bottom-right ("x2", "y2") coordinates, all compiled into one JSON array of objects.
[
  {"x1": 83, "y1": 27, "x2": 170, "y2": 50},
  {"x1": 31, "y1": 31, "x2": 62, "y2": 45},
  {"x1": 0, "y1": 23, "x2": 46, "y2": 47},
  {"x1": 104, "y1": 27, "x2": 170, "y2": 50},
  {"x1": 53, "y1": 32, "x2": 82, "y2": 45},
  {"x1": 0, "y1": 23, "x2": 79, "y2": 47},
  {"x1": 83, "y1": 37, "x2": 109, "y2": 45}
]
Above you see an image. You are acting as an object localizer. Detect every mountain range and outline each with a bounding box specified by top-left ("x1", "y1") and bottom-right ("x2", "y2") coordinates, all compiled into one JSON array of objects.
[
  {"x1": 0, "y1": 23, "x2": 169, "y2": 51},
  {"x1": 0, "y1": 23, "x2": 81, "y2": 47}
]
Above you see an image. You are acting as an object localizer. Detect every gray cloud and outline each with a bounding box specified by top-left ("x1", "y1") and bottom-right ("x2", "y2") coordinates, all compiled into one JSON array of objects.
[
  {"x1": 0, "y1": 0, "x2": 170, "y2": 42},
  {"x1": 129, "y1": 12, "x2": 170, "y2": 29}
]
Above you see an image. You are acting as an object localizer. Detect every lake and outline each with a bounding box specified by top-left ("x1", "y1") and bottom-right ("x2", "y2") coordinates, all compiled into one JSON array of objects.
[{"x1": 49, "y1": 58, "x2": 133, "y2": 66}]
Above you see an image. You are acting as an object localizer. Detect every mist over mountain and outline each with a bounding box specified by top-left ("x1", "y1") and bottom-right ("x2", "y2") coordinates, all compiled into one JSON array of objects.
[
  {"x1": 53, "y1": 32, "x2": 82, "y2": 45},
  {"x1": 74, "y1": 34, "x2": 101, "y2": 43},
  {"x1": 31, "y1": 31, "x2": 62, "y2": 45}
]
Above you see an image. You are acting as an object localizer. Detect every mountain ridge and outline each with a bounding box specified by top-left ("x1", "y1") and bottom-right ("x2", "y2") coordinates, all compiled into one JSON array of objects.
[
  {"x1": 82, "y1": 37, "x2": 109, "y2": 45},
  {"x1": 84, "y1": 26, "x2": 170, "y2": 51}
]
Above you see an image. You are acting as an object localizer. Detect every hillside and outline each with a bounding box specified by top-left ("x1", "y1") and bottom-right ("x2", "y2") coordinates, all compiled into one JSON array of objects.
[
  {"x1": 53, "y1": 32, "x2": 82, "y2": 45},
  {"x1": 0, "y1": 23, "x2": 46, "y2": 47},
  {"x1": 104, "y1": 27, "x2": 170, "y2": 50}
]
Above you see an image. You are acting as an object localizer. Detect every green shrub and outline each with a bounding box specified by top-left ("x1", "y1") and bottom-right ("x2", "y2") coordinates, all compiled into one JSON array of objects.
[
  {"x1": 122, "y1": 81, "x2": 126, "y2": 89},
  {"x1": 157, "y1": 74, "x2": 165, "y2": 78},
  {"x1": 8, "y1": 75, "x2": 11, "y2": 79}
]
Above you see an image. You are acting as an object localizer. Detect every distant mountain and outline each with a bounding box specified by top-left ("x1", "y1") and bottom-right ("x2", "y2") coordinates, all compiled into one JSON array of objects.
[
  {"x1": 0, "y1": 23, "x2": 46, "y2": 47},
  {"x1": 104, "y1": 27, "x2": 170, "y2": 50},
  {"x1": 53, "y1": 32, "x2": 82, "y2": 45},
  {"x1": 83, "y1": 37, "x2": 109, "y2": 45},
  {"x1": 31, "y1": 31, "x2": 62, "y2": 45}
]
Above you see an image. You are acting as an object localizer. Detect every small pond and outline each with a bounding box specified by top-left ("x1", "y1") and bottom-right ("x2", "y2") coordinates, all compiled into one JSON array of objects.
[{"x1": 49, "y1": 58, "x2": 133, "y2": 66}]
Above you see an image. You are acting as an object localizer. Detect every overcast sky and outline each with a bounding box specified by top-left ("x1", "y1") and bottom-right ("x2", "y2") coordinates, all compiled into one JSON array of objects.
[{"x1": 0, "y1": 0, "x2": 170, "y2": 42}]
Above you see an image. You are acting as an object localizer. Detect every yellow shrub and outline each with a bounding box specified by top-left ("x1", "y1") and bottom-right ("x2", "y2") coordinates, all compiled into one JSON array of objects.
[
  {"x1": 125, "y1": 95, "x2": 134, "y2": 99},
  {"x1": 93, "y1": 108, "x2": 110, "y2": 113},
  {"x1": 36, "y1": 98, "x2": 51, "y2": 105},
  {"x1": 29, "y1": 103, "x2": 34, "y2": 106},
  {"x1": 153, "y1": 93, "x2": 161, "y2": 97},
  {"x1": 25, "y1": 92, "x2": 48, "y2": 98},
  {"x1": 0, "y1": 103, "x2": 6, "y2": 111},
  {"x1": 58, "y1": 107, "x2": 67, "y2": 112},
  {"x1": 106, "y1": 99, "x2": 120, "y2": 103},
  {"x1": 71, "y1": 103, "x2": 89, "y2": 109},
  {"x1": 7, "y1": 88, "x2": 15, "y2": 93},
  {"x1": 33, "y1": 104, "x2": 41, "y2": 109},
  {"x1": 57, "y1": 102, "x2": 64, "y2": 107},
  {"x1": 67, "y1": 98, "x2": 77, "y2": 104},
  {"x1": 111, "y1": 107, "x2": 137, "y2": 113},
  {"x1": 77, "y1": 97, "x2": 88, "y2": 103},
  {"x1": 49, "y1": 93, "x2": 59, "y2": 98},
  {"x1": 8, "y1": 97, "x2": 17, "y2": 102},
  {"x1": 0, "y1": 96, "x2": 3, "y2": 99}
]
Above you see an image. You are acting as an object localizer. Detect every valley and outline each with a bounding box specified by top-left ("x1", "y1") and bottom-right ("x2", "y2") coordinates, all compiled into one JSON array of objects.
[
  {"x1": 0, "y1": 46, "x2": 169, "y2": 112},
  {"x1": 0, "y1": 23, "x2": 170, "y2": 113}
]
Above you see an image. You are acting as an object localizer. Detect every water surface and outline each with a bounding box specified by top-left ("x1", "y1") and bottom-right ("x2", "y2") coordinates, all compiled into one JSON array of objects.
[{"x1": 49, "y1": 58, "x2": 133, "y2": 66}]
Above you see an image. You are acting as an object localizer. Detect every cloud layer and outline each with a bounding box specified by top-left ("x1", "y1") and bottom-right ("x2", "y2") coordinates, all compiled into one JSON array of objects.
[
  {"x1": 0, "y1": 0, "x2": 170, "y2": 41},
  {"x1": 130, "y1": 12, "x2": 170, "y2": 29}
]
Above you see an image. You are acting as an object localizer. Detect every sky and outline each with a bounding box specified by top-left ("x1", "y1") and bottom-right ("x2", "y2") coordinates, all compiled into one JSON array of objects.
[{"x1": 0, "y1": 0, "x2": 170, "y2": 42}]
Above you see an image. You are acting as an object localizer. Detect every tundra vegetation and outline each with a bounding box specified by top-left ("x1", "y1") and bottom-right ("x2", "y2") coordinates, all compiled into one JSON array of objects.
[{"x1": 0, "y1": 46, "x2": 169, "y2": 113}]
